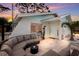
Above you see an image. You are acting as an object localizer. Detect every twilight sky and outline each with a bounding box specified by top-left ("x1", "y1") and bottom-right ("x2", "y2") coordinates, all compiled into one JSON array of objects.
[
  {"x1": 0, "y1": 3, "x2": 79, "y2": 20},
  {"x1": 47, "y1": 3, "x2": 79, "y2": 16}
]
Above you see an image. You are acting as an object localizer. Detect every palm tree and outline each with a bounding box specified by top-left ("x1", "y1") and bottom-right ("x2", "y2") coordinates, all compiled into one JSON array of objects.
[
  {"x1": 0, "y1": 18, "x2": 8, "y2": 41},
  {"x1": 71, "y1": 21, "x2": 79, "y2": 33},
  {"x1": 0, "y1": 4, "x2": 10, "y2": 13},
  {"x1": 15, "y1": 3, "x2": 50, "y2": 13},
  {"x1": 0, "y1": 4, "x2": 11, "y2": 41},
  {"x1": 62, "y1": 22, "x2": 74, "y2": 40},
  {"x1": 15, "y1": 3, "x2": 31, "y2": 13},
  {"x1": 38, "y1": 3, "x2": 50, "y2": 12}
]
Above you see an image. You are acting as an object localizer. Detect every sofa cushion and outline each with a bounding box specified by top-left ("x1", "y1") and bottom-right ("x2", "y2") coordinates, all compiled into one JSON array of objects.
[
  {"x1": 30, "y1": 34, "x2": 37, "y2": 39},
  {"x1": 24, "y1": 34, "x2": 31, "y2": 40},
  {"x1": 4, "y1": 39, "x2": 13, "y2": 48},
  {"x1": 1, "y1": 45, "x2": 12, "y2": 55},
  {"x1": 16, "y1": 36, "x2": 24, "y2": 43},
  {"x1": 42, "y1": 49, "x2": 60, "y2": 56},
  {"x1": 11, "y1": 37, "x2": 18, "y2": 46},
  {"x1": 0, "y1": 51, "x2": 9, "y2": 56},
  {"x1": 12, "y1": 48, "x2": 26, "y2": 56},
  {"x1": 59, "y1": 46, "x2": 70, "y2": 56}
]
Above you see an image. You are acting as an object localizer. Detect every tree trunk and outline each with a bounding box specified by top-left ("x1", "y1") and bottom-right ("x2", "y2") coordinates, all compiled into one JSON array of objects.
[
  {"x1": 70, "y1": 30, "x2": 74, "y2": 41},
  {"x1": 1, "y1": 23, "x2": 4, "y2": 41},
  {"x1": 27, "y1": 7, "x2": 29, "y2": 13}
]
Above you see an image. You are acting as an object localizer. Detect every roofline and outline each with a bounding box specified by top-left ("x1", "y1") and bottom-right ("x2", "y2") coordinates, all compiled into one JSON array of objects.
[
  {"x1": 41, "y1": 17, "x2": 60, "y2": 22},
  {"x1": 60, "y1": 14, "x2": 71, "y2": 18},
  {"x1": 17, "y1": 12, "x2": 57, "y2": 17}
]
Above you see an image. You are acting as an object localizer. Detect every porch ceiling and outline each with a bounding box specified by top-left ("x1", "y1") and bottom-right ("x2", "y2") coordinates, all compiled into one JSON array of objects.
[
  {"x1": 41, "y1": 17, "x2": 60, "y2": 22},
  {"x1": 18, "y1": 12, "x2": 56, "y2": 17}
]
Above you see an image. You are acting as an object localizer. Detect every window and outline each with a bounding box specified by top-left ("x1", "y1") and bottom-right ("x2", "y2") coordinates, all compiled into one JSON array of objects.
[{"x1": 31, "y1": 23, "x2": 42, "y2": 32}]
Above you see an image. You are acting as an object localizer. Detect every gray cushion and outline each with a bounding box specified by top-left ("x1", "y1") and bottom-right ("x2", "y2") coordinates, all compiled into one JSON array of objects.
[
  {"x1": 4, "y1": 39, "x2": 13, "y2": 48},
  {"x1": 24, "y1": 34, "x2": 31, "y2": 40},
  {"x1": 12, "y1": 48, "x2": 26, "y2": 56},
  {"x1": 1, "y1": 45, "x2": 12, "y2": 55},
  {"x1": 42, "y1": 49, "x2": 60, "y2": 56},
  {"x1": 16, "y1": 36, "x2": 24, "y2": 43},
  {"x1": 59, "y1": 46, "x2": 70, "y2": 56},
  {"x1": 30, "y1": 34, "x2": 37, "y2": 39},
  {"x1": 11, "y1": 37, "x2": 18, "y2": 46},
  {"x1": 0, "y1": 51, "x2": 9, "y2": 56}
]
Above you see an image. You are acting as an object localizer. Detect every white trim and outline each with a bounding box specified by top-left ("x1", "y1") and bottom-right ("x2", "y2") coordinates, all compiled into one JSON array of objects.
[
  {"x1": 60, "y1": 14, "x2": 70, "y2": 18},
  {"x1": 41, "y1": 17, "x2": 60, "y2": 22},
  {"x1": 17, "y1": 12, "x2": 56, "y2": 17}
]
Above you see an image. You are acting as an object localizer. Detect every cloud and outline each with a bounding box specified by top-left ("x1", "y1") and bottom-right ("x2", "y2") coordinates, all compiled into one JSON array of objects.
[
  {"x1": 71, "y1": 16, "x2": 79, "y2": 21},
  {"x1": 48, "y1": 5, "x2": 64, "y2": 10},
  {"x1": 0, "y1": 9, "x2": 18, "y2": 20},
  {"x1": 0, "y1": 10, "x2": 12, "y2": 20},
  {"x1": 48, "y1": 3, "x2": 75, "y2": 10},
  {"x1": 48, "y1": 3, "x2": 79, "y2": 10}
]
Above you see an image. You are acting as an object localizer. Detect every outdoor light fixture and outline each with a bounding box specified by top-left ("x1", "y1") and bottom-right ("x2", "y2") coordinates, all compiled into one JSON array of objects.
[
  {"x1": 30, "y1": 45, "x2": 38, "y2": 54},
  {"x1": 8, "y1": 18, "x2": 12, "y2": 23}
]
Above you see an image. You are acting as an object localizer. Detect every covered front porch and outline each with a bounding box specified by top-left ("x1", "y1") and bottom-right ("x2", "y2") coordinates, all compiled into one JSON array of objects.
[{"x1": 41, "y1": 17, "x2": 62, "y2": 40}]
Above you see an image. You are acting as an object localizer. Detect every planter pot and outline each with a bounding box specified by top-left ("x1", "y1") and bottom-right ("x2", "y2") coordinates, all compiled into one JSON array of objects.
[{"x1": 30, "y1": 45, "x2": 38, "y2": 54}]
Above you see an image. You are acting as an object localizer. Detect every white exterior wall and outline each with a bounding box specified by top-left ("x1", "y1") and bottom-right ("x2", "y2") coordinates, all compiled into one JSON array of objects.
[
  {"x1": 60, "y1": 15, "x2": 72, "y2": 40},
  {"x1": 10, "y1": 15, "x2": 54, "y2": 38},
  {"x1": 42, "y1": 20, "x2": 61, "y2": 39},
  {"x1": 60, "y1": 15, "x2": 71, "y2": 23},
  {"x1": 42, "y1": 15, "x2": 72, "y2": 40},
  {"x1": 9, "y1": 13, "x2": 71, "y2": 40},
  {"x1": 9, "y1": 16, "x2": 41, "y2": 37},
  {"x1": 22, "y1": 17, "x2": 42, "y2": 34},
  {"x1": 50, "y1": 21, "x2": 60, "y2": 38},
  {"x1": 42, "y1": 22, "x2": 50, "y2": 38}
]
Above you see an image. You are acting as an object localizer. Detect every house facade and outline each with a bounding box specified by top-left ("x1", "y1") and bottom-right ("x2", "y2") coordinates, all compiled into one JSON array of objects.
[{"x1": 10, "y1": 12, "x2": 72, "y2": 40}]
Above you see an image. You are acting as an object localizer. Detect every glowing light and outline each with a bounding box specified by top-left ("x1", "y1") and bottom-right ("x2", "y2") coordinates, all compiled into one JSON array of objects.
[
  {"x1": 8, "y1": 18, "x2": 12, "y2": 22},
  {"x1": 73, "y1": 33, "x2": 79, "y2": 40}
]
